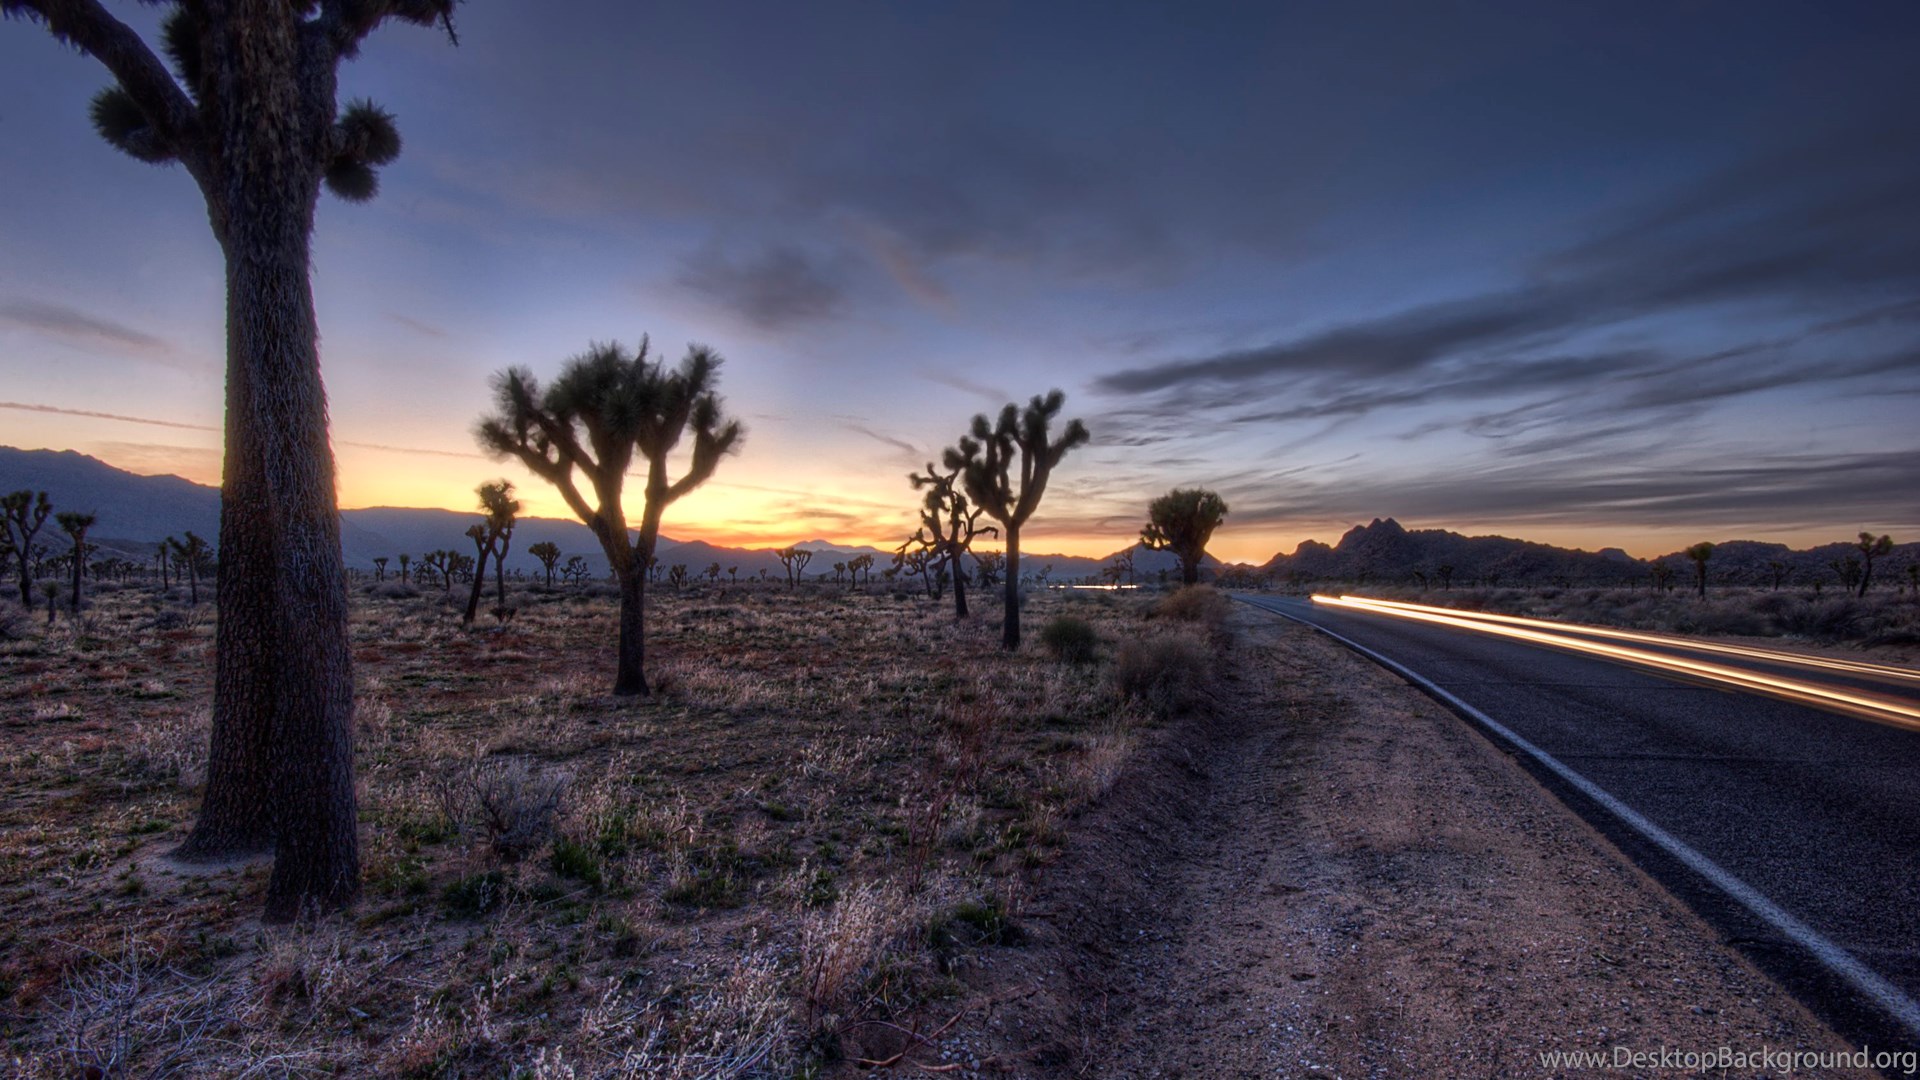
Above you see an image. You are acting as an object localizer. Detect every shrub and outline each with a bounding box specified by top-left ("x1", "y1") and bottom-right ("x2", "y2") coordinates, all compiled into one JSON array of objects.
[
  {"x1": 442, "y1": 870, "x2": 510, "y2": 918},
  {"x1": 1038, "y1": 615, "x2": 1099, "y2": 664},
  {"x1": 372, "y1": 581, "x2": 419, "y2": 600},
  {"x1": 1114, "y1": 632, "x2": 1212, "y2": 716},
  {"x1": 1153, "y1": 585, "x2": 1230, "y2": 628}
]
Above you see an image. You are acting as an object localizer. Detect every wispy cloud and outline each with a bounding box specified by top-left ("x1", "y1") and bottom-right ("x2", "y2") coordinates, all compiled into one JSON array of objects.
[
  {"x1": 1, "y1": 400, "x2": 216, "y2": 431},
  {"x1": 0, "y1": 299, "x2": 174, "y2": 358},
  {"x1": 674, "y1": 244, "x2": 850, "y2": 329}
]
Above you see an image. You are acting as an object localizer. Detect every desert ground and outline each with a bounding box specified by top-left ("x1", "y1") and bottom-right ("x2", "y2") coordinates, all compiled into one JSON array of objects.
[{"x1": 0, "y1": 580, "x2": 1895, "y2": 1077}]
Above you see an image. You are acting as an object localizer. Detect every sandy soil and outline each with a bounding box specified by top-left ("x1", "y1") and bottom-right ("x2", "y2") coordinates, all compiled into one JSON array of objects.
[{"x1": 948, "y1": 606, "x2": 1874, "y2": 1078}]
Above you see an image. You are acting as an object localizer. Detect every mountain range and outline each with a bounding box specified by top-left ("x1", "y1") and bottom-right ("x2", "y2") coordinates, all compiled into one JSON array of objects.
[{"x1": 3, "y1": 447, "x2": 1908, "y2": 588}]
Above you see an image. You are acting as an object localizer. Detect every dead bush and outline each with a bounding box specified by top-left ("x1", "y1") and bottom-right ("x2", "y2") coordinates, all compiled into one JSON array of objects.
[
  {"x1": 1114, "y1": 632, "x2": 1212, "y2": 716},
  {"x1": 1152, "y1": 585, "x2": 1230, "y2": 629},
  {"x1": 429, "y1": 756, "x2": 569, "y2": 859}
]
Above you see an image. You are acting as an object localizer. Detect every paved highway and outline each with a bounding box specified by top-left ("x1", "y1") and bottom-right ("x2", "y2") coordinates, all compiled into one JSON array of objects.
[{"x1": 1238, "y1": 593, "x2": 1920, "y2": 1050}]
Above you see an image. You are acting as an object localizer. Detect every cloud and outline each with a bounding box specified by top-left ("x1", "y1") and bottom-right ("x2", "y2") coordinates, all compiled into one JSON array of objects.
[
  {"x1": 836, "y1": 420, "x2": 921, "y2": 459},
  {"x1": 0, "y1": 299, "x2": 174, "y2": 357},
  {"x1": 386, "y1": 313, "x2": 450, "y2": 338},
  {"x1": 675, "y1": 245, "x2": 851, "y2": 329},
  {"x1": 0, "y1": 400, "x2": 216, "y2": 432}
]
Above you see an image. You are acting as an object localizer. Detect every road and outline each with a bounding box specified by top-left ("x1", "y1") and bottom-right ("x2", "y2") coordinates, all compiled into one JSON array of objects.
[{"x1": 1237, "y1": 593, "x2": 1920, "y2": 1051}]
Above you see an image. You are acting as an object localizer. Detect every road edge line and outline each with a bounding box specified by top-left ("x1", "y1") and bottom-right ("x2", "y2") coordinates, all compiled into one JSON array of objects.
[{"x1": 1237, "y1": 595, "x2": 1920, "y2": 1041}]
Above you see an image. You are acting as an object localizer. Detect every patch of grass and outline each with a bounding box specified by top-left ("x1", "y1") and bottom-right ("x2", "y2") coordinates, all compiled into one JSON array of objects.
[
  {"x1": 442, "y1": 869, "x2": 510, "y2": 918},
  {"x1": 1038, "y1": 615, "x2": 1100, "y2": 664},
  {"x1": 549, "y1": 838, "x2": 603, "y2": 887}
]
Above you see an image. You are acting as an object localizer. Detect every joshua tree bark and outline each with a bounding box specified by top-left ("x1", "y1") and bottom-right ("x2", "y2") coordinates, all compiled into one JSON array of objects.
[
  {"x1": 5, "y1": 0, "x2": 461, "y2": 919},
  {"x1": 945, "y1": 391, "x2": 1088, "y2": 650},
  {"x1": 477, "y1": 340, "x2": 742, "y2": 696}
]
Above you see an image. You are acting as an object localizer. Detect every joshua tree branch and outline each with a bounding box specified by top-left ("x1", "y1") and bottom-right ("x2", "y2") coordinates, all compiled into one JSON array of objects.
[{"x1": 8, "y1": 0, "x2": 202, "y2": 161}]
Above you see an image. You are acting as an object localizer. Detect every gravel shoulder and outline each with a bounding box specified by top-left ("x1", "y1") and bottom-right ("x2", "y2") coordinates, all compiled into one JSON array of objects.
[{"x1": 960, "y1": 605, "x2": 1875, "y2": 1078}]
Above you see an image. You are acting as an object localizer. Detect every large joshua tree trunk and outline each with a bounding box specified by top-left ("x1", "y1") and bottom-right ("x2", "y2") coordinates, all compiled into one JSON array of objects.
[
  {"x1": 1002, "y1": 528, "x2": 1021, "y2": 650},
  {"x1": 179, "y1": 24, "x2": 359, "y2": 921},
  {"x1": 616, "y1": 569, "x2": 648, "y2": 696}
]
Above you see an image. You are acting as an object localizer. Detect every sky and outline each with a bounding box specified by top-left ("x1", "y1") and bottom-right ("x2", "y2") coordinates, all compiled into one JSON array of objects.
[{"x1": 3, "y1": 1, "x2": 1918, "y2": 563}]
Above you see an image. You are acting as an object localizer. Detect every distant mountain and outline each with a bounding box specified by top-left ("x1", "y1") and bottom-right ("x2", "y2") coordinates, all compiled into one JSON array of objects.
[
  {"x1": 1263, "y1": 517, "x2": 1647, "y2": 586},
  {"x1": 0, "y1": 446, "x2": 1134, "y2": 580}
]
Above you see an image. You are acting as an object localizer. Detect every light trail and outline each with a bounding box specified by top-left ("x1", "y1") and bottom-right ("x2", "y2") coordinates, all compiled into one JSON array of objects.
[
  {"x1": 1341, "y1": 596, "x2": 1920, "y2": 688},
  {"x1": 1311, "y1": 594, "x2": 1920, "y2": 733}
]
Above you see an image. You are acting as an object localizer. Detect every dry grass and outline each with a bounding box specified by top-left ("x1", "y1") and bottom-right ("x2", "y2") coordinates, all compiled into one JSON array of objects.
[{"x1": 0, "y1": 580, "x2": 1206, "y2": 1075}]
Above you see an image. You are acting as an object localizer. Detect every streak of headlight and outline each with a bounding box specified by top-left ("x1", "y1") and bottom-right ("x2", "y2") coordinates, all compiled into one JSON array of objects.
[
  {"x1": 1311, "y1": 595, "x2": 1920, "y2": 733},
  {"x1": 1346, "y1": 596, "x2": 1920, "y2": 688}
]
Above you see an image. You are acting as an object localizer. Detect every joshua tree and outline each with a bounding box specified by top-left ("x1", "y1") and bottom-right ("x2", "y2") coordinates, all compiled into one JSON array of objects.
[
  {"x1": 974, "y1": 550, "x2": 1005, "y2": 588},
  {"x1": 372, "y1": 556, "x2": 388, "y2": 582},
  {"x1": 562, "y1": 555, "x2": 589, "y2": 588},
  {"x1": 728, "y1": 565, "x2": 739, "y2": 584},
  {"x1": 55, "y1": 512, "x2": 95, "y2": 614},
  {"x1": 705, "y1": 561, "x2": 721, "y2": 585},
  {"x1": 156, "y1": 539, "x2": 172, "y2": 591},
  {"x1": 668, "y1": 564, "x2": 688, "y2": 590},
  {"x1": 1685, "y1": 542, "x2": 1715, "y2": 598},
  {"x1": 1107, "y1": 547, "x2": 1135, "y2": 586},
  {"x1": 462, "y1": 524, "x2": 491, "y2": 623},
  {"x1": 529, "y1": 542, "x2": 562, "y2": 588},
  {"x1": 1766, "y1": 559, "x2": 1788, "y2": 591},
  {"x1": 944, "y1": 391, "x2": 1089, "y2": 649},
  {"x1": 1140, "y1": 488, "x2": 1229, "y2": 587},
  {"x1": 398, "y1": 552, "x2": 411, "y2": 584},
  {"x1": 1855, "y1": 532, "x2": 1894, "y2": 597},
  {"x1": 41, "y1": 581, "x2": 60, "y2": 625},
  {"x1": 1907, "y1": 563, "x2": 1919, "y2": 597},
  {"x1": 169, "y1": 531, "x2": 211, "y2": 605},
  {"x1": 1649, "y1": 563, "x2": 1674, "y2": 592},
  {"x1": 476, "y1": 339, "x2": 743, "y2": 696},
  {"x1": 908, "y1": 462, "x2": 998, "y2": 618},
  {"x1": 2, "y1": 490, "x2": 52, "y2": 611},
  {"x1": 482, "y1": 480, "x2": 519, "y2": 610},
  {"x1": 775, "y1": 545, "x2": 812, "y2": 589},
  {"x1": 4, "y1": 0, "x2": 470, "y2": 917},
  {"x1": 1437, "y1": 564, "x2": 1455, "y2": 591},
  {"x1": 847, "y1": 553, "x2": 873, "y2": 589}
]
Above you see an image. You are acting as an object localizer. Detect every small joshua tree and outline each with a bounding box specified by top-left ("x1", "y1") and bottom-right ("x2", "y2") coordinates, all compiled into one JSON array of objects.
[
  {"x1": 1767, "y1": 560, "x2": 1788, "y2": 591},
  {"x1": 529, "y1": 541, "x2": 562, "y2": 588},
  {"x1": 55, "y1": 511, "x2": 95, "y2": 614},
  {"x1": 477, "y1": 339, "x2": 742, "y2": 696},
  {"x1": 1685, "y1": 542, "x2": 1715, "y2": 598},
  {"x1": 156, "y1": 539, "x2": 172, "y2": 591},
  {"x1": 1107, "y1": 547, "x2": 1135, "y2": 586},
  {"x1": 373, "y1": 556, "x2": 388, "y2": 582},
  {"x1": 908, "y1": 462, "x2": 998, "y2": 618},
  {"x1": 668, "y1": 564, "x2": 688, "y2": 590},
  {"x1": 1141, "y1": 488, "x2": 1229, "y2": 587},
  {"x1": 483, "y1": 480, "x2": 519, "y2": 610},
  {"x1": 944, "y1": 391, "x2": 1089, "y2": 649},
  {"x1": 2, "y1": 490, "x2": 52, "y2": 611},
  {"x1": 169, "y1": 531, "x2": 211, "y2": 605},
  {"x1": 974, "y1": 551, "x2": 1005, "y2": 587},
  {"x1": 847, "y1": 553, "x2": 873, "y2": 589},
  {"x1": 776, "y1": 545, "x2": 812, "y2": 589},
  {"x1": 398, "y1": 552, "x2": 411, "y2": 584},
  {"x1": 1855, "y1": 532, "x2": 1893, "y2": 597},
  {"x1": 1437, "y1": 564, "x2": 1455, "y2": 591}
]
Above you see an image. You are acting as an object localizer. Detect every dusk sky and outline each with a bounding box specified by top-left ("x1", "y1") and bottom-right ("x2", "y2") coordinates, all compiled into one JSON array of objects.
[{"x1": 4, "y1": 1, "x2": 1918, "y2": 562}]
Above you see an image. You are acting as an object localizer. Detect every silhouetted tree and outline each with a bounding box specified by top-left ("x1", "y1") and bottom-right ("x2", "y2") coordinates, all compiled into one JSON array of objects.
[
  {"x1": 372, "y1": 556, "x2": 388, "y2": 582},
  {"x1": 169, "y1": 531, "x2": 211, "y2": 605},
  {"x1": 1855, "y1": 532, "x2": 1893, "y2": 597},
  {"x1": 909, "y1": 462, "x2": 998, "y2": 618},
  {"x1": 1685, "y1": 542, "x2": 1714, "y2": 598},
  {"x1": 55, "y1": 512, "x2": 94, "y2": 613},
  {"x1": 562, "y1": 555, "x2": 589, "y2": 587},
  {"x1": 477, "y1": 340, "x2": 742, "y2": 695},
  {"x1": 944, "y1": 391, "x2": 1088, "y2": 649},
  {"x1": 1437, "y1": 564, "x2": 1455, "y2": 591},
  {"x1": 974, "y1": 551, "x2": 1004, "y2": 587},
  {"x1": 482, "y1": 480, "x2": 518, "y2": 610},
  {"x1": 529, "y1": 541, "x2": 562, "y2": 588},
  {"x1": 728, "y1": 565, "x2": 739, "y2": 584},
  {"x1": 776, "y1": 545, "x2": 812, "y2": 589},
  {"x1": 1140, "y1": 488, "x2": 1228, "y2": 587},
  {"x1": 154, "y1": 539, "x2": 172, "y2": 591},
  {"x1": 668, "y1": 564, "x2": 688, "y2": 590},
  {"x1": 1, "y1": 490, "x2": 52, "y2": 610},
  {"x1": 398, "y1": 552, "x2": 411, "y2": 584},
  {"x1": 848, "y1": 553, "x2": 874, "y2": 588},
  {"x1": 4, "y1": 0, "x2": 468, "y2": 917},
  {"x1": 705, "y1": 561, "x2": 721, "y2": 585},
  {"x1": 1766, "y1": 559, "x2": 1788, "y2": 591},
  {"x1": 1107, "y1": 548, "x2": 1135, "y2": 586}
]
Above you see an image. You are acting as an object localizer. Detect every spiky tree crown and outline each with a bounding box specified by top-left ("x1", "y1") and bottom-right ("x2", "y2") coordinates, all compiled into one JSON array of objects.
[
  {"x1": 943, "y1": 390, "x2": 1089, "y2": 531},
  {"x1": 1141, "y1": 488, "x2": 1229, "y2": 553},
  {"x1": 476, "y1": 339, "x2": 744, "y2": 550},
  {"x1": 6, "y1": 0, "x2": 455, "y2": 205}
]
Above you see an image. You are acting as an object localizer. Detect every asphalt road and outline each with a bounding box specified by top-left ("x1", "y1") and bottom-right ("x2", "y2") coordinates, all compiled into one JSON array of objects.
[{"x1": 1237, "y1": 593, "x2": 1920, "y2": 1051}]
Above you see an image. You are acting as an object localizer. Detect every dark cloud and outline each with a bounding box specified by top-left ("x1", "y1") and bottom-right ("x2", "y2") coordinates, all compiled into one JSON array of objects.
[
  {"x1": 386, "y1": 313, "x2": 450, "y2": 338},
  {"x1": 1228, "y1": 450, "x2": 1919, "y2": 532},
  {"x1": 0, "y1": 299, "x2": 173, "y2": 357},
  {"x1": 675, "y1": 245, "x2": 850, "y2": 329}
]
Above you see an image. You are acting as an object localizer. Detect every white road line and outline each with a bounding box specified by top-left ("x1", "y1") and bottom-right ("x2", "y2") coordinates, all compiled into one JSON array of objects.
[{"x1": 1238, "y1": 595, "x2": 1920, "y2": 1041}]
